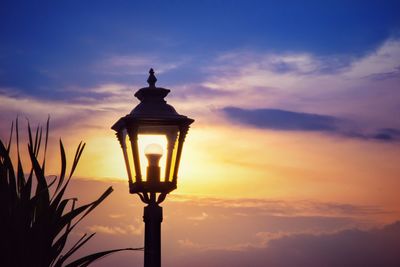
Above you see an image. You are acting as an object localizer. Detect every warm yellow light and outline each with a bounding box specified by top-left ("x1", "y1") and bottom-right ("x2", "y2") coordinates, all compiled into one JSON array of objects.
[
  {"x1": 138, "y1": 135, "x2": 167, "y2": 181},
  {"x1": 145, "y1": 143, "x2": 164, "y2": 169},
  {"x1": 144, "y1": 143, "x2": 164, "y2": 156}
]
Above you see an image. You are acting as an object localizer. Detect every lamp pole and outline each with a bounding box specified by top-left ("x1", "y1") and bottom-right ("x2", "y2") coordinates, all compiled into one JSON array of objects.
[
  {"x1": 143, "y1": 199, "x2": 162, "y2": 267},
  {"x1": 112, "y1": 69, "x2": 194, "y2": 267}
]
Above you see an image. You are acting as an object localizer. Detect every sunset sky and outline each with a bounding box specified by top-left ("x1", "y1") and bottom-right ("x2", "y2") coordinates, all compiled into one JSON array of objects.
[{"x1": 1, "y1": 1, "x2": 400, "y2": 266}]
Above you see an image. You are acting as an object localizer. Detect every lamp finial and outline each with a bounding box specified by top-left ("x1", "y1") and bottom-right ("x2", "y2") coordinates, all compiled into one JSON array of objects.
[{"x1": 147, "y1": 68, "x2": 157, "y2": 88}]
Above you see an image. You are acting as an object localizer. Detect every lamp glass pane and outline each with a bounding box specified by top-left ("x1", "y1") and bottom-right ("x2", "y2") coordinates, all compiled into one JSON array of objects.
[
  {"x1": 119, "y1": 129, "x2": 135, "y2": 182},
  {"x1": 168, "y1": 131, "x2": 180, "y2": 181}
]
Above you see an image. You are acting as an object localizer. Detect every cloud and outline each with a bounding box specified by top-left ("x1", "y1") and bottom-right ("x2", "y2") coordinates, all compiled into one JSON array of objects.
[
  {"x1": 175, "y1": 221, "x2": 400, "y2": 267},
  {"x1": 206, "y1": 38, "x2": 400, "y2": 88},
  {"x1": 0, "y1": 82, "x2": 137, "y2": 139},
  {"x1": 88, "y1": 225, "x2": 127, "y2": 235},
  {"x1": 365, "y1": 66, "x2": 400, "y2": 81},
  {"x1": 213, "y1": 52, "x2": 349, "y2": 76},
  {"x1": 372, "y1": 128, "x2": 400, "y2": 141},
  {"x1": 198, "y1": 38, "x2": 400, "y2": 134},
  {"x1": 187, "y1": 212, "x2": 209, "y2": 221},
  {"x1": 178, "y1": 231, "x2": 289, "y2": 252},
  {"x1": 346, "y1": 39, "x2": 400, "y2": 79},
  {"x1": 222, "y1": 107, "x2": 339, "y2": 131},
  {"x1": 108, "y1": 213, "x2": 126, "y2": 219},
  {"x1": 262, "y1": 221, "x2": 400, "y2": 267},
  {"x1": 87, "y1": 224, "x2": 143, "y2": 236},
  {"x1": 126, "y1": 224, "x2": 143, "y2": 236},
  {"x1": 0, "y1": 93, "x2": 113, "y2": 143},
  {"x1": 221, "y1": 106, "x2": 400, "y2": 142},
  {"x1": 177, "y1": 238, "x2": 256, "y2": 252},
  {"x1": 63, "y1": 180, "x2": 400, "y2": 267},
  {"x1": 170, "y1": 194, "x2": 388, "y2": 218}
]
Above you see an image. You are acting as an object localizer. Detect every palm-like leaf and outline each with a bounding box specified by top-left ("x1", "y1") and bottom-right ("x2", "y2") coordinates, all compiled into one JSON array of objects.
[{"x1": 0, "y1": 119, "x2": 142, "y2": 267}]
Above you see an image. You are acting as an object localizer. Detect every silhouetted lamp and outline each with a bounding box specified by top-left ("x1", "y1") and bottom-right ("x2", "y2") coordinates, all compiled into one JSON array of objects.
[{"x1": 112, "y1": 69, "x2": 194, "y2": 267}]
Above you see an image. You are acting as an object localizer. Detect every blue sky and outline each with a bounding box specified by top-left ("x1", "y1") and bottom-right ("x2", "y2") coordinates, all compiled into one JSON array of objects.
[{"x1": 1, "y1": 0, "x2": 400, "y2": 98}]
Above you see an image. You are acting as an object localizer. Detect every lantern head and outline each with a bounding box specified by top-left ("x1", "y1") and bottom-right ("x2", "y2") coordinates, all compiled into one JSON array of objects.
[{"x1": 112, "y1": 69, "x2": 194, "y2": 197}]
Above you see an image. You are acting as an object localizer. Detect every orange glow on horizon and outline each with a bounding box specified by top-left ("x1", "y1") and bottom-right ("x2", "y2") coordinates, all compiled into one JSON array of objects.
[{"x1": 29, "y1": 119, "x2": 399, "y2": 219}]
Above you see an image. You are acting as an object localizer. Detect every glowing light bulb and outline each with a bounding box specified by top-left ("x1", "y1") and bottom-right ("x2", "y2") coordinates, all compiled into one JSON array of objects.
[
  {"x1": 145, "y1": 143, "x2": 163, "y2": 167},
  {"x1": 144, "y1": 143, "x2": 163, "y2": 158},
  {"x1": 144, "y1": 143, "x2": 163, "y2": 182}
]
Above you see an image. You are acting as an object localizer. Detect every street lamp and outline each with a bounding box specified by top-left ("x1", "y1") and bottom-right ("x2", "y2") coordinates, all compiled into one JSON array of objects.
[{"x1": 112, "y1": 69, "x2": 194, "y2": 267}]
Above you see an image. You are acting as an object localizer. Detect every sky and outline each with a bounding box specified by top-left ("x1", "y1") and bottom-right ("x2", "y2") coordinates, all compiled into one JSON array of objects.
[{"x1": 1, "y1": 0, "x2": 400, "y2": 266}]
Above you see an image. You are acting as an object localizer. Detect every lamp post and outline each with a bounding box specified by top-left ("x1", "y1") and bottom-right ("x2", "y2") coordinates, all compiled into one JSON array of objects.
[{"x1": 112, "y1": 69, "x2": 194, "y2": 267}]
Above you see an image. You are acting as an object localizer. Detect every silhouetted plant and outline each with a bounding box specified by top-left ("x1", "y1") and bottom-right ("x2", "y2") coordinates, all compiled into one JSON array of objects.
[{"x1": 0, "y1": 118, "x2": 142, "y2": 267}]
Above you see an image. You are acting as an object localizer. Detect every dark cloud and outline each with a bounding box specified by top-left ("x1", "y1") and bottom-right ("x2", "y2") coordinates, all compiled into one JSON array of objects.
[
  {"x1": 222, "y1": 107, "x2": 400, "y2": 142},
  {"x1": 175, "y1": 221, "x2": 400, "y2": 267},
  {"x1": 222, "y1": 107, "x2": 340, "y2": 131},
  {"x1": 372, "y1": 128, "x2": 400, "y2": 141},
  {"x1": 365, "y1": 66, "x2": 400, "y2": 81}
]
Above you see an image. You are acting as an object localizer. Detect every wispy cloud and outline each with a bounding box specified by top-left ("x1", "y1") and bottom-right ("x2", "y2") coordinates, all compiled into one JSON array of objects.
[
  {"x1": 87, "y1": 224, "x2": 143, "y2": 236},
  {"x1": 221, "y1": 107, "x2": 400, "y2": 142},
  {"x1": 199, "y1": 38, "x2": 400, "y2": 133},
  {"x1": 346, "y1": 39, "x2": 400, "y2": 79},
  {"x1": 108, "y1": 213, "x2": 126, "y2": 219},
  {"x1": 177, "y1": 238, "x2": 257, "y2": 252},
  {"x1": 88, "y1": 225, "x2": 127, "y2": 235},
  {"x1": 170, "y1": 194, "x2": 388, "y2": 218},
  {"x1": 178, "y1": 229, "x2": 349, "y2": 252},
  {"x1": 187, "y1": 212, "x2": 209, "y2": 221},
  {"x1": 204, "y1": 38, "x2": 400, "y2": 88}
]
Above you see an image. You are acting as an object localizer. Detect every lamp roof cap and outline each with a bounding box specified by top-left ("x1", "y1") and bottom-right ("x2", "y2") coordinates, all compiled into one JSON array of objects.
[{"x1": 111, "y1": 68, "x2": 194, "y2": 132}]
